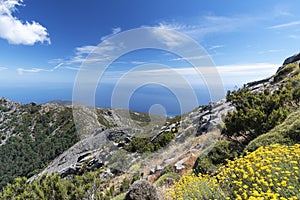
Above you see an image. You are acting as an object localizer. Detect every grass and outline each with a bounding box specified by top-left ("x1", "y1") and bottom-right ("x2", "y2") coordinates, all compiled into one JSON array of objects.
[
  {"x1": 273, "y1": 63, "x2": 298, "y2": 83},
  {"x1": 154, "y1": 172, "x2": 180, "y2": 187},
  {"x1": 111, "y1": 192, "x2": 126, "y2": 200}
]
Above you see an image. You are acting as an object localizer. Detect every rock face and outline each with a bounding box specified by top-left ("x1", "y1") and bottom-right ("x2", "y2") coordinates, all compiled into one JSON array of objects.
[
  {"x1": 29, "y1": 128, "x2": 138, "y2": 181},
  {"x1": 125, "y1": 180, "x2": 160, "y2": 200},
  {"x1": 30, "y1": 97, "x2": 235, "y2": 180},
  {"x1": 282, "y1": 52, "x2": 300, "y2": 66},
  {"x1": 196, "y1": 99, "x2": 235, "y2": 135}
]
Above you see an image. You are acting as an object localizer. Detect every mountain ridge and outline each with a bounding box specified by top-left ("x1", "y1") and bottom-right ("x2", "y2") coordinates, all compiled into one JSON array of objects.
[{"x1": 0, "y1": 52, "x2": 300, "y2": 199}]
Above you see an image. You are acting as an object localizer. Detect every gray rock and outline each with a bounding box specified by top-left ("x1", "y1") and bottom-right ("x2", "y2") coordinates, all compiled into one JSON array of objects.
[
  {"x1": 283, "y1": 52, "x2": 300, "y2": 66},
  {"x1": 174, "y1": 157, "x2": 188, "y2": 171}
]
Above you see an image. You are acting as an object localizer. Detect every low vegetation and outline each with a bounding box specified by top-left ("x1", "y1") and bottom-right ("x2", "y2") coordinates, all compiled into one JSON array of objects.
[
  {"x1": 171, "y1": 62, "x2": 300, "y2": 199},
  {"x1": 193, "y1": 62, "x2": 300, "y2": 175},
  {"x1": 169, "y1": 143, "x2": 300, "y2": 199},
  {"x1": 123, "y1": 131, "x2": 175, "y2": 153},
  {"x1": 246, "y1": 109, "x2": 300, "y2": 152},
  {"x1": 0, "y1": 170, "x2": 111, "y2": 199}
]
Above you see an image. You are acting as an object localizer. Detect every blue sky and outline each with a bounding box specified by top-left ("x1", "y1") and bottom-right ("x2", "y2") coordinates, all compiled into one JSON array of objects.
[{"x1": 0, "y1": 0, "x2": 300, "y2": 113}]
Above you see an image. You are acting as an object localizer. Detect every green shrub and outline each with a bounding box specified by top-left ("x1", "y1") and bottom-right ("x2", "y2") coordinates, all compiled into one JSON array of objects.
[
  {"x1": 193, "y1": 140, "x2": 242, "y2": 175},
  {"x1": 123, "y1": 131, "x2": 175, "y2": 153},
  {"x1": 245, "y1": 109, "x2": 300, "y2": 152}
]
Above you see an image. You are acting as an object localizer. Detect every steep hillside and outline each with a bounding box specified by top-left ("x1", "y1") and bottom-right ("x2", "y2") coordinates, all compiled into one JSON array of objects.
[
  {"x1": 0, "y1": 99, "x2": 164, "y2": 190},
  {"x1": 0, "y1": 53, "x2": 300, "y2": 199},
  {"x1": 193, "y1": 56, "x2": 300, "y2": 176},
  {"x1": 0, "y1": 99, "x2": 79, "y2": 189}
]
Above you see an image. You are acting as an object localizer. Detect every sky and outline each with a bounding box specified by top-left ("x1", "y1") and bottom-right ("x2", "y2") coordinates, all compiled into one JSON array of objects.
[{"x1": 0, "y1": 0, "x2": 300, "y2": 114}]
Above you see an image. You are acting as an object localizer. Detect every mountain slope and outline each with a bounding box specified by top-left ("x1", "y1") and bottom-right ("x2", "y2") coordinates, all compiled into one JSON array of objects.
[
  {"x1": 0, "y1": 53, "x2": 300, "y2": 199},
  {"x1": 0, "y1": 100, "x2": 79, "y2": 189}
]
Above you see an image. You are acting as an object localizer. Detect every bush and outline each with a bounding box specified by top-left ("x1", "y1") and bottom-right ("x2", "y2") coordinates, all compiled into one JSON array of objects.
[
  {"x1": 169, "y1": 144, "x2": 300, "y2": 199},
  {"x1": 125, "y1": 180, "x2": 160, "y2": 200},
  {"x1": 123, "y1": 132, "x2": 175, "y2": 153},
  {"x1": 0, "y1": 170, "x2": 111, "y2": 200},
  {"x1": 193, "y1": 140, "x2": 242, "y2": 175},
  {"x1": 245, "y1": 109, "x2": 300, "y2": 152}
]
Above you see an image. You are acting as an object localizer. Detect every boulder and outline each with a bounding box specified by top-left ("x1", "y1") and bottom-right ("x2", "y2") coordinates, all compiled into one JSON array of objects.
[{"x1": 125, "y1": 180, "x2": 160, "y2": 200}]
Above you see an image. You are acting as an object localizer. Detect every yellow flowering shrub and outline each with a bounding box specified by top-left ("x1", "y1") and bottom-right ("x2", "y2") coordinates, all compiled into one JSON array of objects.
[
  {"x1": 168, "y1": 144, "x2": 300, "y2": 199},
  {"x1": 167, "y1": 172, "x2": 225, "y2": 199}
]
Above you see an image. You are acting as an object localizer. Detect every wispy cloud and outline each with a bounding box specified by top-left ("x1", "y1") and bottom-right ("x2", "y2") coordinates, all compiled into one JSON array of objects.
[
  {"x1": 0, "y1": 66, "x2": 8, "y2": 71},
  {"x1": 216, "y1": 63, "x2": 278, "y2": 77},
  {"x1": 66, "y1": 28, "x2": 123, "y2": 66},
  {"x1": 131, "y1": 61, "x2": 146, "y2": 65},
  {"x1": 75, "y1": 45, "x2": 97, "y2": 55},
  {"x1": 151, "y1": 24, "x2": 190, "y2": 48},
  {"x1": 171, "y1": 55, "x2": 209, "y2": 61},
  {"x1": 268, "y1": 21, "x2": 300, "y2": 29},
  {"x1": 100, "y1": 27, "x2": 121, "y2": 41},
  {"x1": 17, "y1": 63, "x2": 64, "y2": 75},
  {"x1": 64, "y1": 66, "x2": 82, "y2": 71},
  {"x1": 259, "y1": 49, "x2": 284, "y2": 54},
  {"x1": 112, "y1": 27, "x2": 121, "y2": 35},
  {"x1": 98, "y1": 63, "x2": 278, "y2": 87},
  {"x1": 52, "y1": 15, "x2": 251, "y2": 72},
  {"x1": 209, "y1": 45, "x2": 224, "y2": 50},
  {"x1": 154, "y1": 15, "x2": 246, "y2": 41},
  {"x1": 289, "y1": 34, "x2": 300, "y2": 39},
  {"x1": 0, "y1": 0, "x2": 50, "y2": 45},
  {"x1": 17, "y1": 68, "x2": 44, "y2": 75}
]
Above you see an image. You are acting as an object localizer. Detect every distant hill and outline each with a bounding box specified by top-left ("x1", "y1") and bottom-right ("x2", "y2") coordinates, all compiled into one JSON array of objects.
[{"x1": 45, "y1": 99, "x2": 73, "y2": 105}]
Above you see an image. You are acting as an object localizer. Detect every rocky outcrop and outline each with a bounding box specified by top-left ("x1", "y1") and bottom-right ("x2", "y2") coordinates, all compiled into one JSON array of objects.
[
  {"x1": 282, "y1": 52, "x2": 300, "y2": 66},
  {"x1": 29, "y1": 128, "x2": 137, "y2": 180},
  {"x1": 196, "y1": 99, "x2": 235, "y2": 135}
]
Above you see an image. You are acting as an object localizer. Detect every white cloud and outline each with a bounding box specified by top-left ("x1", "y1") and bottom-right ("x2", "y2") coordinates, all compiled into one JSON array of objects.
[
  {"x1": 101, "y1": 27, "x2": 121, "y2": 41},
  {"x1": 50, "y1": 63, "x2": 63, "y2": 71},
  {"x1": 75, "y1": 45, "x2": 97, "y2": 55},
  {"x1": 54, "y1": 16, "x2": 249, "y2": 71},
  {"x1": 17, "y1": 67, "x2": 44, "y2": 75},
  {"x1": 289, "y1": 34, "x2": 300, "y2": 39},
  {"x1": 151, "y1": 24, "x2": 190, "y2": 48},
  {"x1": 268, "y1": 21, "x2": 300, "y2": 29},
  {"x1": 209, "y1": 45, "x2": 224, "y2": 50},
  {"x1": 68, "y1": 29, "x2": 124, "y2": 65},
  {"x1": 0, "y1": 0, "x2": 50, "y2": 45},
  {"x1": 0, "y1": 66, "x2": 7, "y2": 71},
  {"x1": 131, "y1": 61, "x2": 145, "y2": 65},
  {"x1": 98, "y1": 63, "x2": 279, "y2": 88},
  {"x1": 259, "y1": 49, "x2": 284, "y2": 54},
  {"x1": 112, "y1": 27, "x2": 121, "y2": 35},
  {"x1": 273, "y1": 4, "x2": 293, "y2": 17},
  {"x1": 171, "y1": 55, "x2": 209, "y2": 61},
  {"x1": 64, "y1": 66, "x2": 81, "y2": 71},
  {"x1": 154, "y1": 15, "x2": 244, "y2": 41},
  {"x1": 216, "y1": 63, "x2": 278, "y2": 77},
  {"x1": 17, "y1": 63, "x2": 65, "y2": 75}
]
